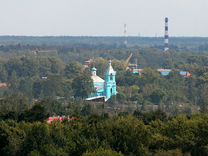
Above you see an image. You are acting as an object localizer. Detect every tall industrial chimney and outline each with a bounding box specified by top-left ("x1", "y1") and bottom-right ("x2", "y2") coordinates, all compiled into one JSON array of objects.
[{"x1": 164, "y1": 17, "x2": 169, "y2": 52}]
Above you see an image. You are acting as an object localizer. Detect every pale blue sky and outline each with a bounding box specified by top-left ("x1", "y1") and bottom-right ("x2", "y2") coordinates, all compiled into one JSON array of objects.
[{"x1": 0, "y1": 0, "x2": 207, "y2": 36}]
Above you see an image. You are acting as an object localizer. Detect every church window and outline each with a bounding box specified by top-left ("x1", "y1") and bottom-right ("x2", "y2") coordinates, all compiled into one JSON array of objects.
[{"x1": 110, "y1": 73, "x2": 113, "y2": 80}]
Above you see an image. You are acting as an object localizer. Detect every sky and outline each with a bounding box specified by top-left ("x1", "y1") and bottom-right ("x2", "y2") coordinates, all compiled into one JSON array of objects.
[{"x1": 0, "y1": 0, "x2": 208, "y2": 36}]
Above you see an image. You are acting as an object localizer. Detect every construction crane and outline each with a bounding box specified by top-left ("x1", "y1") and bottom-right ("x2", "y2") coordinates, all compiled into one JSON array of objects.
[
  {"x1": 125, "y1": 53, "x2": 132, "y2": 65},
  {"x1": 124, "y1": 53, "x2": 138, "y2": 70}
]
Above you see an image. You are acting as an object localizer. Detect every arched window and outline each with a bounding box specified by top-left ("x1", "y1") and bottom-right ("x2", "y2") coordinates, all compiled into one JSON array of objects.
[{"x1": 110, "y1": 73, "x2": 113, "y2": 81}]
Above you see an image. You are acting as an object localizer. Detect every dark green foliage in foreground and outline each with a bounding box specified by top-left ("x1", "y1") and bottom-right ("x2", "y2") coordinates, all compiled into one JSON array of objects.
[
  {"x1": 83, "y1": 148, "x2": 123, "y2": 156},
  {"x1": 18, "y1": 104, "x2": 49, "y2": 122},
  {"x1": 0, "y1": 114, "x2": 208, "y2": 156}
]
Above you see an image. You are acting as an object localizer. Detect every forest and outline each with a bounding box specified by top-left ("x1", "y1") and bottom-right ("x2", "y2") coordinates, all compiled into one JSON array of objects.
[
  {"x1": 0, "y1": 36, "x2": 208, "y2": 156},
  {"x1": 1, "y1": 112, "x2": 208, "y2": 156}
]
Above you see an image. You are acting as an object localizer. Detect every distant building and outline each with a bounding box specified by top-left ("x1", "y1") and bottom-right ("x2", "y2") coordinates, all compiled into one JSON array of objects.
[
  {"x1": 84, "y1": 59, "x2": 94, "y2": 68},
  {"x1": 179, "y1": 71, "x2": 192, "y2": 77},
  {"x1": 132, "y1": 68, "x2": 191, "y2": 78},
  {"x1": 157, "y1": 69, "x2": 172, "y2": 76},
  {"x1": 86, "y1": 60, "x2": 117, "y2": 102},
  {"x1": 41, "y1": 76, "x2": 48, "y2": 80},
  {"x1": 0, "y1": 83, "x2": 8, "y2": 89},
  {"x1": 47, "y1": 116, "x2": 79, "y2": 124}
]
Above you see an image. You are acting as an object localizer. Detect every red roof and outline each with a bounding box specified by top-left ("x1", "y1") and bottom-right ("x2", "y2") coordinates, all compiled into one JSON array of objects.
[{"x1": 47, "y1": 116, "x2": 79, "y2": 124}]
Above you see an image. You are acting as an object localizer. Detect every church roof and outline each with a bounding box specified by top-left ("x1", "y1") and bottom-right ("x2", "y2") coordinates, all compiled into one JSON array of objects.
[
  {"x1": 106, "y1": 60, "x2": 116, "y2": 75},
  {"x1": 91, "y1": 75, "x2": 105, "y2": 83},
  {"x1": 92, "y1": 67, "x2": 97, "y2": 71}
]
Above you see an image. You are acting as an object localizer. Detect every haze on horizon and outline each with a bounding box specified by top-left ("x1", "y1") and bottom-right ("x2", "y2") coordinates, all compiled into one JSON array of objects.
[{"x1": 0, "y1": 0, "x2": 208, "y2": 37}]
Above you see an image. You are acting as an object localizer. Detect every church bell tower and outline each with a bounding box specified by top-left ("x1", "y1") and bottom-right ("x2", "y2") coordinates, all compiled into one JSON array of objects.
[{"x1": 104, "y1": 60, "x2": 117, "y2": 100}]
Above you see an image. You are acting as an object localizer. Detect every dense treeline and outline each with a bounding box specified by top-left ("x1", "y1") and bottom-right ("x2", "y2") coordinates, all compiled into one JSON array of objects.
[
  {"x1": 0, "y1": 46, "x2": 208, "y2": 115},
  {"x1": 1, "y1": 112, "x2": 208, "y2": 156},
  {"x1": 0, "y1": 56, "x2": 94, "y2": 99},
  {"x1": 1, "y1": 36, "x2": 208, "y2": 48}
]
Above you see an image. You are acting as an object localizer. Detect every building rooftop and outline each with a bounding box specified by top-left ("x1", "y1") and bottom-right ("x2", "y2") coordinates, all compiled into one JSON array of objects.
[
  {"x1": 106, "y1": 60, "x2": 116, "y2": 75},
  {"x1": 91, "y1": 75, "x2": 105, "y2": 83}
]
